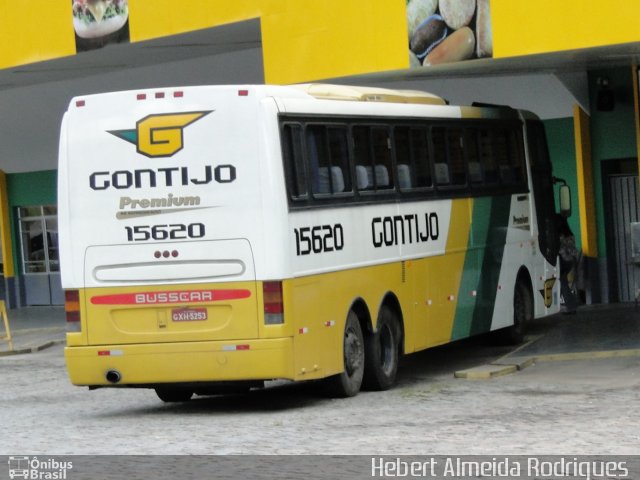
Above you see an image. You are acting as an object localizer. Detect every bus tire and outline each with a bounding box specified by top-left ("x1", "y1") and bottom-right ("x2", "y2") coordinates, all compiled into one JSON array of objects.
[
  {"x1": 363, "y1": 305, "x2": 400, "y2": 391},
  {"x1": 500, "y1": 278, "x2": 532, "y2": 345},
  {"x1": 155, "y1": 387, "x2": 194, "y2": 403},
  {"x1": 322, "y1": 311, "x2": 365, "y2": 398}
]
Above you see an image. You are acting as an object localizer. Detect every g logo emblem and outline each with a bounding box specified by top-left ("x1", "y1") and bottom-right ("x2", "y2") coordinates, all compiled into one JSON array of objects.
[
  {"x1": 109, "y1": 111, "x2": 212, "y2": 158},
  {"x1": 542, "y1": 278, "x2": 556, "y2": 308}
]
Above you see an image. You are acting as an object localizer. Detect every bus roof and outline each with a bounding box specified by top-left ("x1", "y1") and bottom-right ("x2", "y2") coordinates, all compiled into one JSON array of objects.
[{"x1": 290, "y1": 83, "x2": 447, "y2": 105}]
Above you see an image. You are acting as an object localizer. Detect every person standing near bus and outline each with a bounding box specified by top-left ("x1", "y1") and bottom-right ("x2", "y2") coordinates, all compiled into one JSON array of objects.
[{"x1": 557, "y1": 215, "x2": 579, "y2": 314}]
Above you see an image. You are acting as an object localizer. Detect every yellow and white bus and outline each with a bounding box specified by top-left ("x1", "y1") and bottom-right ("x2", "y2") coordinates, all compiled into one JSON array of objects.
[{"x1": 59, "y1": 84, "x2": 568, "y2": 401}]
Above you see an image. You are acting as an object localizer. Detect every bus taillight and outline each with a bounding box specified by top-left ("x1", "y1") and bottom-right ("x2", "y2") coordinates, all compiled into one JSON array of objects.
[
  {"x1": 263, "y1": 281, "x2": 284, "y2": 325},
  {"x1": 64, "y1": 290, "x2": 81, "y2": 331}
]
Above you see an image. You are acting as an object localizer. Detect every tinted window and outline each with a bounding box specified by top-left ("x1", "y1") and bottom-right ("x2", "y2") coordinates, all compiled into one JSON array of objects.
[
  {"x1": 282, "y1": 124, "x2": 306, "y2": 199},
  {"x1": 353, "y1": 126, "x2": 393, "y2": 192},
  {"x1": 446, "y1": 128, "x2": 467, "y2": 186},
  {"x1": 306, "y1": 125, "x2": 352, "y2": 196},
  {"x1": 394, "y1": 126, "x2": 433, "y2": 190},
  {"x1": 280, "y1": 115, "x2": 529, "y2": 208}
]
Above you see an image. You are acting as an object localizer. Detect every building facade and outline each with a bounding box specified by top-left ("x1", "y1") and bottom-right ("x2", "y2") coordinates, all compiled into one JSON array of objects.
[{"x1": 1, "y1": 0, "x2": 639, "y2": 307}]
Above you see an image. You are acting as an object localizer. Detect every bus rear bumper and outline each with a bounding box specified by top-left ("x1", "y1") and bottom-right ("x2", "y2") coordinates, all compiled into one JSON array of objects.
[{"x1": 65, "y1": 337, "x2": 294, "y2": 387}]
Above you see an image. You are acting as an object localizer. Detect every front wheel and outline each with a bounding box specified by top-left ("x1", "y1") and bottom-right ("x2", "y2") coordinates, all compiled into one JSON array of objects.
[
  {"x1": 500, "y1": 279, "x2": 532, "y2": 345},
  {"x1": 363, "y1": 305, "x2": 400, "y2": 391},
  {"x1": 322, "y1": 311, "x2": 365, "y2": 397}
]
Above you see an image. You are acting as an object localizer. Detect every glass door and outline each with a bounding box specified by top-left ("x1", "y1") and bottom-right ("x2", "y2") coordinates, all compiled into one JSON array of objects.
[{"x1": 18, "y1": 205, "x2": 63, "y2": 305}]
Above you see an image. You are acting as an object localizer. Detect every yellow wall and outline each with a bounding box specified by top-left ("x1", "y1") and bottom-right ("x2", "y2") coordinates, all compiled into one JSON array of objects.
[
  {"x1": 0, "y1": 0, "x2": 75, "y2": 68},
  {"x1": 128, "y1": 0, "x2": 263, "y2": 40},
  {"x1": 129, "y1": 0, "x2": 408, "y2": 84},
  {"x1": 2, "y1": 1, "x2": 640, "y2": 82},
  {"x1": 492, "y1": 0, "x2": 640, "y2": 58},
  {"x1": 573, "y1": 105, "x2": 598, "y2": 258},
  {"x1": 0, "y1": 170, "x2": 14, "y2": 277},
  {"x1": 0, "y1": 1, "x2": 408, "y2": 83}
]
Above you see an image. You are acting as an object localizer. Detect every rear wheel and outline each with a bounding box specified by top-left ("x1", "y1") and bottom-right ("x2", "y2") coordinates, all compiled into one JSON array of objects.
[
  {"x1": 322, "y1": 311, "x2": 364, "y2": 397},
  {"x1": 155, "y1": 387, "x2": 194, "y2": 403},
  {"x1": 500, "y1": 279, "x2": 532, "y2": 345},
  {"x1": 363, "y1": 305, "x2": 400, "y2": 391}
]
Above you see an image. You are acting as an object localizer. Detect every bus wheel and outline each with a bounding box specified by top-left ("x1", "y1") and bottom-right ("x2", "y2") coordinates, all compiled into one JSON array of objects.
[
  {"x1": 501, "y1": 279, "x2": 532, "y2": 345},
  {"x1": 323, "y1": 311, "x2": 365, "y2": 397},
  {"x1": 155, "y1": 387, "x2": 194, "y2": 403},
  {"x1": 363, "y1": 305, "x2": 400, "y2": 391}
]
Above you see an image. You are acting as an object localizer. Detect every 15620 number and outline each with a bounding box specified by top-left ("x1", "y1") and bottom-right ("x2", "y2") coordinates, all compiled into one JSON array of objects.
[
  {"x1": 125, "y1": 223, "x2": 205, "y2": 242},
  {"x1": 294, "y1": 224, "x2": 344, "y2": 256}
]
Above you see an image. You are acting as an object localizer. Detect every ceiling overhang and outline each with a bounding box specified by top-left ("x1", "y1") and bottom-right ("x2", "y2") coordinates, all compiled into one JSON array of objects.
[
  {"x1": 3, "y1": 22, "x2": 639, "y2": 92},
  {"x1": 0, "y1": 18, "x2": 262, "y2": 91},
  {"x1": 329, "y1": 41, "x2": 640, "y2": 85}
]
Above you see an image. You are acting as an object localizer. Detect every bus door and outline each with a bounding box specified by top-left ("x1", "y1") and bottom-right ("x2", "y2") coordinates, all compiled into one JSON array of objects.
[
  {"x1": 526, "y1": 120, "x2": 559, "y2": 310},
  {"x1": 526, "y1": 121, "x2": 559, "y2": 267}
]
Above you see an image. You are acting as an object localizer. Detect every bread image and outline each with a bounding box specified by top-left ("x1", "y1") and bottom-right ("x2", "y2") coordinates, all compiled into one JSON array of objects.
[
  {"x1": 410, "y1": 15, "x2": 448, "y2": 60},
  {"x1": 407, "y1": 0, "x2": 439, "y2": 39},
  {"x1": 476, "y1": 0, "x2": 493, "y2": 58},
  {"x1": 424, "y1": 27, "x2": 475, "y2": 66},
  {"x1": 406, "y1": 0, "x2": 493, "y2": 66},
  {"x1": 438, "y1": 0, "x2": 476, "y2": 30}
]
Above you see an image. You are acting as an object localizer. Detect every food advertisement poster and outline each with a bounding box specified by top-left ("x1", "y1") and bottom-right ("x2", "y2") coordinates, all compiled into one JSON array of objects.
[
  {"x1": 72, "y1": 0, "x2": 130, "y2": 52},
  {"x1": 408, "y1": 0, "x2": 493, "y2": 67}
]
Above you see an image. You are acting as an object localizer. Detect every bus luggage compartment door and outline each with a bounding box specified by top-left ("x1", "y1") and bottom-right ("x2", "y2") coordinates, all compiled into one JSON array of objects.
[{"x1": 82, "y1": 239, "x2": 258, "y2": 345}]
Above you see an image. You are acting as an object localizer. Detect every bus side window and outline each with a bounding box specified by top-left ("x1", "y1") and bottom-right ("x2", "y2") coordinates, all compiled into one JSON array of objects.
[
  {"x1": 306, "y1": 126, "x2": 326, "y2": 194},
  {"x1": 447, "y1": 128, "x2": 467, "y2": 186},
  {"x1": 282, "y1": 124, "x2": 307, "y2": 199},
  {"x1": 371, "y1": 127, "x2": 393, "y2": 190},
  {"x1": 353, "y1": 126, "x2": 393, "y2": 192},
  {"x1": 479, "y1": 128, "x2": 498, "y2": 184},
  {"x1": 307, "y1": 125, "x2": 352, "y2": 196},
  {"x1": 509, "y1": 128, "x2": 526, "y2": 185},
  {"x1": 394, "y1": 126, "x2": 433, "y2": 191},
  {"x1": 328, "y1": 126, "x2": 352, "y2": 193},
  {"x1": 353, "y1": 126, "x2": 371, "y2": 191},
  {"x1": 432, "y1": 127, "x2": 450, "y2": 186},
  {"x1": 411, "y1": 127, "x2": 433, "y2": 188},
  {"x1": 495, "y1": 128, "x2": 517, "y2": 185},
  {"x1": 394, "y1": 126, "x2": 412, "y2": 189},
  {"x1": 465, "y1": 128, "x2": 483, "y2": 185}
]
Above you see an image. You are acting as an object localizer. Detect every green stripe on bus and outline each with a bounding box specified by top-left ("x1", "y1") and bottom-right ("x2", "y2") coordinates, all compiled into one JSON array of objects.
[{"x1": 451, "y1": 196, "x2": 512, "y2": 339}]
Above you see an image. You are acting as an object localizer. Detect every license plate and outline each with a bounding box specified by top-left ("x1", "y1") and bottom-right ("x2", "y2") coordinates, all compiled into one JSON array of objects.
[{"x1": 171, "y1": 307, "x2": 208, "y2": 322}]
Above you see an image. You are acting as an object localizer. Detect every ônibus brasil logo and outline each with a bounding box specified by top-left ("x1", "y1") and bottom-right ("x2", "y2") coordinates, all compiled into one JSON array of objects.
[
  {"x1": 8, "y1": 456, "x2": 73, "y2": 479},
  {"x1": 108, "y1": 111, "x2": 212, "y2": 158}
]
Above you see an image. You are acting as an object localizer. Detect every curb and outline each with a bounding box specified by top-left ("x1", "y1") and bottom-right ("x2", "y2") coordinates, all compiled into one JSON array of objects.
[
  {"x1": 0, "y1": 339, "x2": 64, "y2": 357},
  {"x1": 529, "y1": 348, "x2": 640, "y2": 363},
  {"x1": 11, "y1": 326, "x2": 66, "y2": 335},
  {"x1": 454, "y1": 364, "x2": 518, "y2": 379},
  {"x1": 453, "y1": 335, "x2": 542, "y2": 379},
  {"x1": 454, "y1": 335, "x2": 640, "y2": 379}
]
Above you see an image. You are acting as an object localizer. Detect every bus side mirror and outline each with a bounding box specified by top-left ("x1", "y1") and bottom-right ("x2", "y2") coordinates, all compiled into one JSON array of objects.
[{"x1": 559, "y1": 184, "x2": 571, "y2": 217}]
